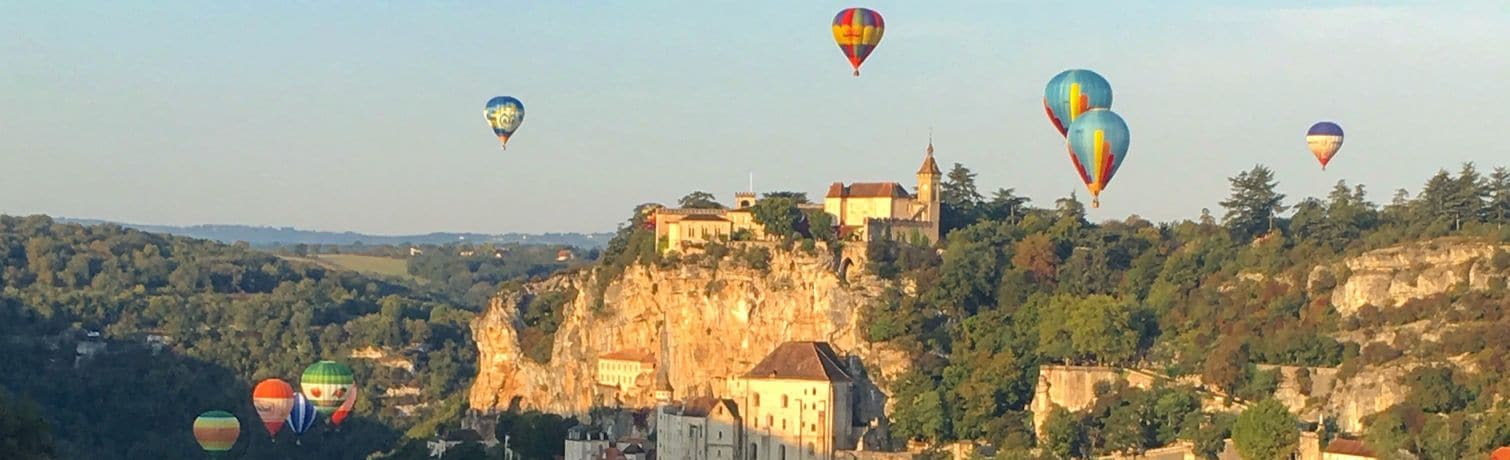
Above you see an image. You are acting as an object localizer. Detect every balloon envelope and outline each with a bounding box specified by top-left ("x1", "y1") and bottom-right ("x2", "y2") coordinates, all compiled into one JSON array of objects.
[
  {"x1": 1044, "y1": 69, "x2": 1113, "y2": 137},
  {"x1": 1306, "y1": 121, "x2": 1344, "y2": 169},
  {"x1": 193, "y1": 410, "x2": 240, "y2": 453},
  {"x1": 484, "y1": 96, "x2": 526, "y2": 149},
  {"x1": 330, "y1": 385, "x2": 358, "y2": 427},
  {"x1": 831, "y1": 8, "x2": 884, "y2": 76},
  {"x1": 252, "y1": 379, "x2": 296, "y2": 438},
  {"x1": 1065, "y1": 109, "x2": 1130, "y2": 208},
  {"x1": 286, "y1": 393, "x2": 318, "y2": 436},
  {"x1": 301, "y1": 360, "x2": 354, "y2": 417}
]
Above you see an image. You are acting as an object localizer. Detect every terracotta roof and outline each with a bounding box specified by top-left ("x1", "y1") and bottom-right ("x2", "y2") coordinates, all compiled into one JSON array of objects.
[
  {"x1": 918, "y1": 154, "x2": 940, "y2": 175},
  {"x1": 1493, "y1": 447, "x2": 1510, "y2": 460},
  {"x1": 1325, "y1": 439, "x2": 1376, "y2": 457},
  {"x1": 825, "y1": 182, "x2": 910, "y2": 199},
  {"x1": 716, "y1": 399, "x2": 740, "y2": 418},
  {"x1": 678, "y1": 214, "x2": 730, "y2": 222},
  {"x1": 744, "y1": 341, "x2": 852, "y2": 382},
  {"x1": 681, "y1": 397, "x2": 719, "y2": 417},
  {"x1": 600, "y1": 350, "x2": 657, "y2": 364}
]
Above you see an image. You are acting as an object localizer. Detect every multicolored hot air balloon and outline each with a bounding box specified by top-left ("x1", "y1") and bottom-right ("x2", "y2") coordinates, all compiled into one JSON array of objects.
[
  {"x1": 301, "y1": 360, "x2": 354, "y2": 417},
  {"x1": 252, "y1": 379, "x2": 296, "y2": 438},
  {"x1": 330, "y1": 385, "x2": 358, "y2": 428},
  {"x1": 484, "y1": 96, "x2": 525, "y2": 150},
  {"x1": 1306, "y1": 121, "x2": 1344, "y2": 170},
  {"x1": 286, "y1": 393, "x2": 318, "y2": 444},
  {"x1": 193, "y1": 410, "x2": 240, "y2": 456},
  {"x1": 831, "y1": 8, "x2": 884, "y2": 77},
  {"x1": 1065, "y1": 109, "x2": 1131, "y2": 208},
  {"x1": 1044, "y1": 69, "x2": 1113, "y2": 137}
]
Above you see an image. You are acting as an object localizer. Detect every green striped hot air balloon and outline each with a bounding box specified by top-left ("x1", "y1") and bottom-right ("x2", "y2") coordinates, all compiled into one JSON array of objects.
[
  {"x1": 193, "y1": 410, "x2": 240, "y2": 456},
  {"x1": 300, "y1": 360, "x2": 355, "y2": 417}
]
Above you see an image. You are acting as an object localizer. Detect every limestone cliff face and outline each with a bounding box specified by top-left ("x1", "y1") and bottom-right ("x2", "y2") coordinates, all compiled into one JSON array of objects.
[
  {"x1": 1328, "y1": 239, "x2": 1509, "y2": 316},
  {"x1": 468, "y1": 245, "x2": 910, "y2": 418}
]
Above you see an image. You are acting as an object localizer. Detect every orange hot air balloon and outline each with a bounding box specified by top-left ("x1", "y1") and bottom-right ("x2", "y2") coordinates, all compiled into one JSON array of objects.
[{"x1": 252, "y1": 379, "x2": 296, "y2": 438}]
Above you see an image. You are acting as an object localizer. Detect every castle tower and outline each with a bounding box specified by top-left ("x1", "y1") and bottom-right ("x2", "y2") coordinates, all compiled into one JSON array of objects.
[
  {"x1": 916, "y1": 138, "x2": 942, "y2": 243},
  {"x1": 733, "y1": 192, "x2": 756, "y2": 209}
]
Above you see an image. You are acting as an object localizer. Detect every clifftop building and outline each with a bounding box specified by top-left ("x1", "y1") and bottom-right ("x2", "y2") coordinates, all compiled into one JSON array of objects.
[{"x1": 653, "y1": 143, "x2": 942, "y2": 253}]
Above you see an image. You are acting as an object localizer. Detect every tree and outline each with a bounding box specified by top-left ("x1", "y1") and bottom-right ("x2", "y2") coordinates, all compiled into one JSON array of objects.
[
  {"x1": 1220, "y1": 165, "x2": 1287, "y2": 241},
  {"x1": 1487, "y1": 167, "x2": 1510, "y2": 223},
  {"x1": 1232, "y1": 399, "x2": 1299, "y2": 460},
  {"x1": 1404, "y1": 366, "x2": 1471, "y2": 414},
  {"x1": 0, "y1": 392, "x2": 55, "y2": 460},
  {"x1": 1202, "y1": 338, "x2": 1249, "y2": 397},
  {"x1": 1011, "y1": 233, "x2": 1059, "y2": 284},
  {"x1": 941, "y1": 163, "x2": 984, "y2": 234},
  {"x1": 985, "y1": 188, "x2": 1031, "y2": 223},
  {"x1": 677, "y1": 191, "x2": 724, "y2": 209},
  {"x1": 761, "y1": 191, "x2": 809, "y2": 204},
  {"x1": 1448, "y1": 162, "x2": 1488, "y2": 227},
  {"x1": 751, "y1": 197, "x2": 801, "y2": 241},
  {"x1": 1041, "y1": 406, "x2": 1087, "y2": 459}
]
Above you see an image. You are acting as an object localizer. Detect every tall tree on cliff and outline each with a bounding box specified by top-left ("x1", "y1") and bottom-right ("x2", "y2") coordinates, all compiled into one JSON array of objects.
[
  {"x1": 1232, "y1": 399, "x2": 1299, "y2": 460},
  {"x1": 941, "y1": 163, "x2": 984, "y2": 236},
  {"x1": 1219, "y1": 165, "x2": 1287, "y2": 241}
]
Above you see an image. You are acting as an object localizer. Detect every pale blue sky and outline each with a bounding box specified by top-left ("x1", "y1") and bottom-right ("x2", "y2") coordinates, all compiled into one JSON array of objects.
[{"x1": 3, "y1": 1, "x2": 1507, "y2": 234}]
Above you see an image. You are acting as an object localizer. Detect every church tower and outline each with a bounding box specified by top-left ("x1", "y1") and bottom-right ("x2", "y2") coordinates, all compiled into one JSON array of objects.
[{"x1": 916, "y1": 138, "x2": 942, "y2": 243}]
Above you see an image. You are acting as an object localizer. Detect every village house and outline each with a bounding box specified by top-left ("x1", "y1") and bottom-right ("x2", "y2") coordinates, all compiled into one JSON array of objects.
[{"x1": 652, "y1": 143, "x2": 942, "y2": 253}]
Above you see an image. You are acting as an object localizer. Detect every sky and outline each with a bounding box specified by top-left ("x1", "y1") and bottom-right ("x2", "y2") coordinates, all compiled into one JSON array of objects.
[{"x1": 3, "y1": 1, "x2": 1507, "y2": 235}]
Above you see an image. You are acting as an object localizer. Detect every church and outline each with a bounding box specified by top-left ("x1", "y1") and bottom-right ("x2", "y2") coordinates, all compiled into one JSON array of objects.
[{"x1": 652, "y1": 143, "x2": 943, "y2": 253}]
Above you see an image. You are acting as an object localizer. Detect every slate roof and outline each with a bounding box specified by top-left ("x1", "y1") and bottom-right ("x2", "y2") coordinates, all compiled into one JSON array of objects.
[{"x1": 743, "y1": 341, "x2": 852, "y2": 382}]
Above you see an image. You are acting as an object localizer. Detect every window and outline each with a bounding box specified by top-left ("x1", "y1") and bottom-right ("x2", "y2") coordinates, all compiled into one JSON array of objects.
[
  {"x1": 782, "y1": 419, "x2": 787, "y2": 430},
  {"x1": 781, "y1": 395, "x2": 788, "y2": 408},
  {"x1": 766, "y1": 415, "x2": 773, "y2": 427},
  {"x1": 779, "y1": 446, "x2": 786, "y2": 460},
  {"x1": 754, "y1": 393, "x2": 760, "y2": 407}
]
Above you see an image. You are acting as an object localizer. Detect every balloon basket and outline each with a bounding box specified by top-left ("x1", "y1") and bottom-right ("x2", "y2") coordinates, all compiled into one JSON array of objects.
[{"x1": 853, "y1": 70, "x2": 860, "y2": 77}]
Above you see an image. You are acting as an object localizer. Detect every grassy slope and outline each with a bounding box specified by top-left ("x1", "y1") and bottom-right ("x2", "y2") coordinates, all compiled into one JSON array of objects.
[{"x1": 280, "y1": 254, "x2": 418, "y2": 281}]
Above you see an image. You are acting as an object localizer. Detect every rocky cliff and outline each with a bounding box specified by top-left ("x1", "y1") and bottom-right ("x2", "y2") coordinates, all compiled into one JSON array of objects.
[
  {"x1": 1327, "y1": 238, "x2": 1509, "y2": 316},
  {"x1": 468, "y1": 244, "x2": 910, "y2": 419}
]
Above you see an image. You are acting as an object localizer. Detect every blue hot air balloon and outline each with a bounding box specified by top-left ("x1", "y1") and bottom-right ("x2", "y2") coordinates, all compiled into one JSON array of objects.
[
  {"x1": 1044, "y1": 69, "x2": 1113, "y2": 137},
  {"x1": 1065, "y1": 109, "x2": 1130, "y2": 208},
  {"x1": 285, "y1": 393, "x2": 318, "y2": 444},
  {"x1": 1306, "y1": 121, "x2": 1344, "y2": 170},
  {"x1": 484, "y1": 96, "x2": 526, "y2": 150}
]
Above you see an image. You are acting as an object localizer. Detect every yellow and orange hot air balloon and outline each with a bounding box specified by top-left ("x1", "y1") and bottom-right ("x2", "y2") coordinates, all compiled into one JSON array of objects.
[
  {"x1": 252, "y1": 379, "x2": 296, "y2": 438},
  {"x1": 831, "y1": 8, "x2": 884, "y2": 77}
]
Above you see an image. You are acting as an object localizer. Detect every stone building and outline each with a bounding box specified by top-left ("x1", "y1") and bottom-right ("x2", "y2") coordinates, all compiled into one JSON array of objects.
[
  {"x1": 656, "y1": 341, "x2": 858, "y2": 460},
  {"x1": 652, "y1": 143, "x2": 943, "y2": 252},
  {"x1": 597, "y1": 350, "x2": 658, "y2": 391}
]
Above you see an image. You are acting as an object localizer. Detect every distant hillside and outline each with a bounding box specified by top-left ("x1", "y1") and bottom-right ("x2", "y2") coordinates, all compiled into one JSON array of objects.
[{"x1": 56, "y1": 218, "x2": 613, "y2": 249}]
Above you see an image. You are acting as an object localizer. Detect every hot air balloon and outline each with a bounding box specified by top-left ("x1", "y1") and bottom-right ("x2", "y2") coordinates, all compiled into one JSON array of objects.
[
  {"x1": 301, "y1": 360, "x2": 354, "y2": 417},
  {"x1": 831, "y1": 8, "x2": 884, "y2": 77},
  {"x1": 1065, "y1": 109, "x2": 1130, "y2": 208},
  {"x1": 286, "y1": 393, "x2": 318, "y2": 445},
  {"x1": 330, "y1": 385, "x2": 358, "y2": 428},
  {"x1": 1044, "y1": 69, "x2": 1113, "y2": 137},
  {"x1": 252, "y1": 379, "x2": 296, "y2": 439},
  {"x1": 1306, "y1": 121, "x2": 1344, "y2": 170},
  {"x1": 484, "y1": 96, "x2": 525, "y2": 150},
  {"x1": 193, "y1": 410, "x2": 240, "y2": 456}
]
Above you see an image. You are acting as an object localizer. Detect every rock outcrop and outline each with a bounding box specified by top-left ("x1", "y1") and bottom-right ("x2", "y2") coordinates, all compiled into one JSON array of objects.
[
  {"x1": 1329, "y1": 239, "x2": 1509, "y2": 316},
  {"x1": 468, "y1": 244, "x2": 910, "y2": 419}
]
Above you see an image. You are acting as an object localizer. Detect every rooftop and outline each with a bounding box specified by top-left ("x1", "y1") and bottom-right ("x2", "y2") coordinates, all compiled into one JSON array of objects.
[
  {"x1": 600, "y1": 350, "x2": 657, "y2": 364},
  {"x1": 826, "y1": 182, "x2": 911, "y2": 199},
  {"x1": 743, "y1": 341, "x2": 852, "y2": 382},
  {"x1": 1324, "y1": 438, "x2": 1375, "y2": 457}
]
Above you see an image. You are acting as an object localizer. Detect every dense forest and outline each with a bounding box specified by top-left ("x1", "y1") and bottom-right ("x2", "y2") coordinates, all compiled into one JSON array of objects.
[
  {"x1": 0, "y1": 217, "x2": 578, "y2": 459},
  {"x1": 589, "y1": 162, "x2": 1510, "y2": 459}
]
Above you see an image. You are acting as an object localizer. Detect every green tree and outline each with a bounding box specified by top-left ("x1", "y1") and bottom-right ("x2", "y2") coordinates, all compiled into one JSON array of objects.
[
  {"x1": 985, "y1": 188, "x2": 1031, "y2": 223},
  {"x1": 1038, "y1": 295, "x2": 1141, "y2": 366},
  {"x1": 761, "y1": 191, "x2": 809, "y2": 204},
  {"x1": 0, "y1": 391, "x2": 56, "y2": 460},
  {"x1": 941, "y1": 163, "x2": 984, "y2": 234},
  {"x1": 1220, "y1": 165, "x2": 1287, "y2": 241},
  {"x1": 1041, "y1": 406, "x2": 1087, "y2": 459},
  {"x1": 1487, "y1": 167, "x2": 1510, "y2": 223},
  {"x1": 1202, "y1": 338, "x2": 1249, "y2": 398},
  {"x1": 1232, "y1": 399, "x2": 1299, "y2": 460},
  {"x1": 751, "y1": 197, "x2": 801, "y2": 241},
  {"x1": 677, "y1": 191, "x2": 724, "y2": 209},
  {"x1": 1404, "y1": 366, "x2": 1472, "y2": 414}
]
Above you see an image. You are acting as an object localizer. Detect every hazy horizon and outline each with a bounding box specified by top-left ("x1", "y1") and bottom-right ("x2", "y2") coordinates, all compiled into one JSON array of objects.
[{"x1": 4, "y1": 1, "x2": 1507, "y2": 235}]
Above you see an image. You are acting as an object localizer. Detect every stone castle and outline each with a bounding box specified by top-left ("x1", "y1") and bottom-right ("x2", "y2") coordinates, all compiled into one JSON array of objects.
[{"x1": 652, "y1": 143, "x2": 943, "y2": 253}]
